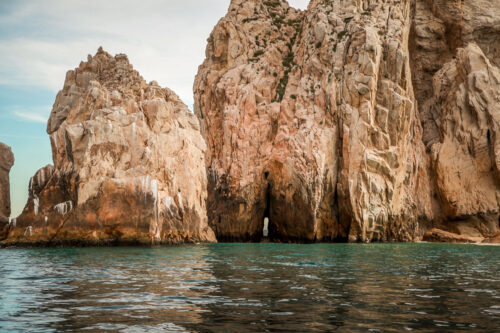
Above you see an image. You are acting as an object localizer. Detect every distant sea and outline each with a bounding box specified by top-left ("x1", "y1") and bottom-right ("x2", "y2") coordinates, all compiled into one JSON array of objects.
[{"x1": 0, "y1": 243, "x2": 499, "y2": 332}]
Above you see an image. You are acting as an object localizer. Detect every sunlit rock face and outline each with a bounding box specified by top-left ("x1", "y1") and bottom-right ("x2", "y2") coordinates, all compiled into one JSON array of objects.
[
  {"x1": 194, "y1": 0, "x2": 431, "y2": 242},
  {"x1": 0, "y1": 143, "x2": 14, "y2": 239},
  {"x1": 3, "y1": 48, "x2": 216, "y2": 245},
  {"x1": 2, "y1": 0, "x2": 500, "y2": 245},
  {"x1": 411, "y1": 0, "x2": 500, "y2": 242},
  {"x1": 195, "y1": 0, "x2": 500, "y2": 242}
]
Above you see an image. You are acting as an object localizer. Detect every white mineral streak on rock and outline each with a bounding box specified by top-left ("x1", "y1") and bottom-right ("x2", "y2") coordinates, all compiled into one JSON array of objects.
[
  {"x1": 131, "y1": 122, "x2": 136, "y2": 142},
  {"x1": 142, "y1": 175, "x2": 151, "y2": 200},
  {"x1": 151, "y1": 178, "x2": 159, "y2": 219},
  {"x1": 38, "y1": 168, "x2": 45, "y2": 186},
  {"x1": 163, "y1": 196, "x2": 174, "y2": 213},
  {"x1": 176, "y1": 191, "x2": 183, "y2": 211},
  {"x1": 33, "y1": 195, "x2": 39, "y2": 216},
  {"x1": 24, "y1": 226, "x2": 33, "y2": 237},
  {"x1": 54, "y1": 201, "x2": 73, "y2": 216}
]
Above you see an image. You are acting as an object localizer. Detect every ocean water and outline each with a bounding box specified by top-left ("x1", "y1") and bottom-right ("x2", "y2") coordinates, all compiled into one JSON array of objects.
[{"x1": 0, "y1": 243, "x2": 498, "y2": 332}]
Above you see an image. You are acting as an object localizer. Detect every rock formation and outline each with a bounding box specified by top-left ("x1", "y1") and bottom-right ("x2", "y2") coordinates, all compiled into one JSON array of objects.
[
  {"x1": 3, "y1": 48, "x2": 215, "y2": 245},
  {"x1": 422, "y1": 228, "x2": 481, "y2": 244},
  {"x1": 195, "y1": 0, "x2": 429, "y2": 242},
  {"x1": 410, "y1": 0, "x2": 500, "y2": 243},
  {"x1": 4, "y1": 0, "x2": 500, "y2": 245},
  {"x1": 194, "y1": 0, "x2": 500, "y2": 242},
  {"x1": 0, "y1": 143, "x2": 14, "y2": 239}
]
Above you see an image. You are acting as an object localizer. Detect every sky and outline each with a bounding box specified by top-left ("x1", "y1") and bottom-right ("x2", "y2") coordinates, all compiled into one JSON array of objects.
[{"x1": 0, "y1": 0, "x2": 310, "y2": 218}]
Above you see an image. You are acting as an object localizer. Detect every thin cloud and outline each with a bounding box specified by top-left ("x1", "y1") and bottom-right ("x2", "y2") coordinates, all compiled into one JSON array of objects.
[
  {"x1": 13, "y1": 111, "x2": 47, "y2": 123},
  {"x1": 0, "y1": 0, "x2": 230, "y2": 107},
  {"x1": 7, "y1": 105, "x2": 50, "y2": 123},
  {"x1": 0, "y1": 1, "x2": 308, "y2": 107},
  {"x1": 0, "y1": 133, "x2": 46, "y2": 139}
]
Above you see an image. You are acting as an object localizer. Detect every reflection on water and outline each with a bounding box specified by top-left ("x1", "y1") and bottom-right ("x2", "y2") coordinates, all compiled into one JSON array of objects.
[{"x1": 0, "y1": 243, "x2": 498, "y2": 332}]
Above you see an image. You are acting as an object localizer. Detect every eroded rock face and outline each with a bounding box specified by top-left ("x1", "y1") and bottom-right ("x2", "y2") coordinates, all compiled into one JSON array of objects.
[
  {"x1": 195, "y1": 0, "x2": 500, "y2": 242},
  {"x1": 194, "y1": 0, "x2": 433, "y2": 242},
  {"x1": 3, "y1": 48, "x2": 215, "y2": 245},
  {"x1": 427, "y1": 45, "x2": 500, "y2": 226},
  {"x1": 411, "y1": 0, "x2": 500, "y2": 241},
  {"x1": 0, "y1": 143, "x2": 14, "y2": 239},
  {"x1": 4, "y1": 0, "x2": 500, "y2": 245},
  {"x1": 422, "y1": 228, "x2": 481, "y2": 244},
  {"x1": 195, "y1": 0, "x2": 323, "y2": 242}
]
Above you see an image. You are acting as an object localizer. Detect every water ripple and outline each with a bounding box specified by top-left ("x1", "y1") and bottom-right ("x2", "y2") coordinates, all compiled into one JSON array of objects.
[{"x1": 0, "y1": 243, "x2": 498, "y2": 332}]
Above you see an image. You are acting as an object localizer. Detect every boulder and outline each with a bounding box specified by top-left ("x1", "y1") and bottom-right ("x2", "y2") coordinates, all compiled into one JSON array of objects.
[{"x1": 423, "y1": 228, "x2": 482, "y2": 244}]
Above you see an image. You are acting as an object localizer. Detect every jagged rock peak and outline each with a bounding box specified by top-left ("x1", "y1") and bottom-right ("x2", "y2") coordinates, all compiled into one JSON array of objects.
[
  {"x1": 3, "y1": 49, "x2": 215, "y2": 246},
  {"x1": 47, "y1": 47, "x2": 188, "y2": 136}
]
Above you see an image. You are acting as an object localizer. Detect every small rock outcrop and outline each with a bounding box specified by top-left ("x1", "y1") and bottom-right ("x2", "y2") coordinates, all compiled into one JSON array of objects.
[
  {"x1": 3, "y1": 48, "x2": 215, "y2": 245},
  {"x1": 194, "y1": 0, "x2": 500, "y2": 242},
  {"x1": 422, "y1": 228, "x2": 480, "y2": 244},
  {"x1": 0, "y1": 143, "x2": 14, "y2": 239}
]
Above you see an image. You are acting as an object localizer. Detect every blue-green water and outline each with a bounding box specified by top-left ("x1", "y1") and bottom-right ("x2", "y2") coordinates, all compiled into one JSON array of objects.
[{"x1": 0, "y1": 243, "x2": 499, "y2": 332}]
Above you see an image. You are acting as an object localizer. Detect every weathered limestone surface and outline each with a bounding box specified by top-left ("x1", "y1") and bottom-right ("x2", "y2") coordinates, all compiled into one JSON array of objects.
[
  {"x1": 195, "y1": 0, "x2": 432, "y2": 242},
  {"x1": 195, "y1": 0, "x2": 500, "y2": 242},
  {"x1": 422, "y1": 228, "x2": 480, "y2": 244},
  {"x1": 4, "y1": 0, "x2": 500, "y2": 245},
  {"x1": 0, "y1": 143, "x2": 14, "y2": 239},
  {"x1": 483, "y1": 233, "x2": 500, "y2": 244},
  {"x1": 411, "y1": 0, "x2": 500, "y2": 242},
  {"x1": 425, "y1": 45, "x2": 500, "y2": 232},
  {"x1": 3, "y1": 48, "x2": 215, "y2": 246}
]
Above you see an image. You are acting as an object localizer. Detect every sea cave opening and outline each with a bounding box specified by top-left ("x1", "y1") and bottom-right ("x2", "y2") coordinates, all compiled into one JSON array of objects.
[{"x1": 262, "y1": 181, "x2": 271, "y2": 240}]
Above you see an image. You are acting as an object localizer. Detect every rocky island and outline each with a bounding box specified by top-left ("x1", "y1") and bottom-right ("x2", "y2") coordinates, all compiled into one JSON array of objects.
[
  {"x1": 1, "y1": 0, "x2": 499, "y2": 245},
  {"x1": 2, "y1": 48, "x2": 215, "y2": 245}
]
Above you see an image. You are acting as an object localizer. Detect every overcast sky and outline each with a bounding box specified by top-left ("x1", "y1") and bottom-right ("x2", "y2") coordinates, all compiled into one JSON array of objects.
[{"x1": 0, "y1": 0, "x2": 309, "y2": 217}]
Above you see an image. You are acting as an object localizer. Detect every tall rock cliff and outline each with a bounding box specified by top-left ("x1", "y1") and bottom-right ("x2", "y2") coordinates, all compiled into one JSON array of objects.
[
  {"x1": 3, "y1": 48, "x2": 215, "y2": 245},
  {"x1": 411, "y1": 0, "x2": 500, "y2": 241},
  {"x1": 0, "y1": 143, "x2": 14, "y2": 239},
  {"x1": 3, "y1": 0, "x2": 499, "y2": 245},
  {"x1": 195, "y1": 0, "x2": 500, "y2": 242}
]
